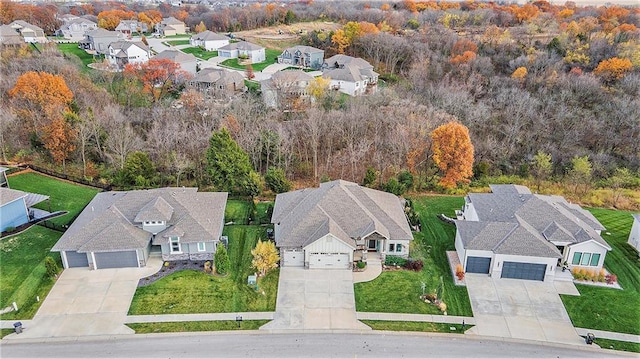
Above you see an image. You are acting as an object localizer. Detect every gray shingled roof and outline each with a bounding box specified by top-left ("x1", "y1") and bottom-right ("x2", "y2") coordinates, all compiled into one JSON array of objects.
[
  {"x1": 162, "y1": 17, "x2": 184, "y2": 25},
  {"x1": 192, "y1": 67, "x2": 243, "y2": 84},
  {"x1": 154, "y1": 49, "x2": 197, "y2": 63},
  {"x1": 52, "y1": 188, "x2": 227, "y2": 253},
  {"x1": 191, "y1": 30, "x2": 227, "y2": 41},
  {"x1": 219, "y1": 41, "x2": 264, "y2": 51},
  {"x1": 282, "y1": 45, "x2": 323, "y2": 54},
  {"x1": 324, "y1": 54, "x2": 373, "y2": 70},
  {"x1": 0, "y1": 188, "x2": 27, "y2": 205},
  {"x1": 109, "y1": 40, "x2": 149, "y2": 53},
  {"x1": 272, "y1": 180, "x2": 412, "y2": 249},
  {"x1": 457, "y1": 184, "x2": 610, "y2": 257}
]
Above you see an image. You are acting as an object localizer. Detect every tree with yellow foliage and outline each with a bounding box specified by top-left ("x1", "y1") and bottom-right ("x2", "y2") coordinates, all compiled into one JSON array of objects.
[
  {"x1": 194, "y1": 21, "x2": 207, "y2": 33},
  {"x1": 594, "y1": 57, "x2": 633, "y2": 83},
  {"x1": 306, "y1": 76, "x2": 331, "y2": 102},
  {"x1": 511, "y1": 67, "x2": 528, "y2": 81},
  {"x1": 251, "y1": 240, "x2": 279, "y2": 277},
  {"x1": 430, "y1": 121, "x2": 474, "y2": 189}
]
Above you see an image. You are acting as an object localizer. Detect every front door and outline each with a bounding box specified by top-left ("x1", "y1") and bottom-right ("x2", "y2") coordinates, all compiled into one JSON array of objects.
[{"x1": 368, "y1": 239, "x2": 377, "y2": 251}]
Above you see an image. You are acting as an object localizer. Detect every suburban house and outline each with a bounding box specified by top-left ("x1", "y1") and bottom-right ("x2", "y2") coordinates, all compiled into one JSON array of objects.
[
  {"x1": 80, "y1": 28, "x2": 124, "y2": 54},
  {"x1": 154, "y1": 49, "x2": 198, "y2": 74},
  {"x1": 189, "y1": 30, "x2": 229, "y2": 51},
  {"x1": 189, "y1": 67, "x2": 246, "y2": 97},
  {"x1": 455, "y1": 184, "x2": 611, "y2": 282},
  {"x1": 9, "y1": 20, "x2": 48, "y2": 43},
  {"x1": 0, "y1": 24, "x2": 23, "y2": 46},
  {"x1": 629, "y1": 214, "x2": 640, "y2": 252},
  {"x1": 107, "y1": 41, "x2": 150, "y2": 69},
  {"x1": 261, "y1": 70, "x2": 314, "y2": 110},
  {"x1": 51, "y1": 188, "x2": 227, "y2": 270},
  {"x1": 57, "y1": 17, "x2": 98, "y2": 41},
  {"x1": 322, "y1": 54, "x2": 378, "y2": 96},
  {"x1": 0, "y1": 187, "x2": 50, "y2": 232},
  {"x1": 115, "y1": 20, "x2": 148, "y2": 38},
  {"x1": 272, "y1": 180, "x2": 413, "y2": 269},
  {"x1": 218, "y1": 41, "x2": 265, "y2": 63},
  {"x1": 156, "y1": 16, "x2": 187, "y2": 36},
  {"x1": 277, "y1": 45, "x2": 324, "y2": 70}
]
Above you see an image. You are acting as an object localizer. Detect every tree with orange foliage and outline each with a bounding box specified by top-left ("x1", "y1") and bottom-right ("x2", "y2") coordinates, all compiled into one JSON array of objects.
[
  {"x1": 173, "y1": 10, "x2": 189, "y2": 22},
  {"x1": 380, "y1": 3, "x2": 391, "y2": 11},
  {"x1": 331, "y1": 29, "x2": 350, "y2": 54},
  {"x1": 8, "y1": 71, "x2": 73, "y2": 133},
  {"x1": 124, "y1": 59, "x2": 191, "y2": 103},
  {"x1": 42, "y1": 116, "x2": 77, "y2": 172},
  {"x1": 430, "y1": 121, "x2": 474, "y2": 189},
  {"x1": 510, "y1": 3, "x2": 539, "y2": 23},
  {"x1": 511, "y1": 66, "x2": 528, "y2": 81},
  {"x1": 594, "y1": 57, "x2": 633, "y2": 83},
  {"x1": 450, "y1": 51, "x2": 476, "y2": 64},
  {"x1": 403, "y1": 0, "x2": 418, "y2": 13},
  {"x1": 194, "y1": 21, "x2": 207, "y2": 33},
  {"x1": 97, "y1": 9, "x2": 135, "y2": 30}
]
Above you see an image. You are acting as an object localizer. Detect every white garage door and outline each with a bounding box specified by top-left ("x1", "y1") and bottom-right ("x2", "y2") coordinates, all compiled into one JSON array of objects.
[
  {"x1": 308, "y1": 252, "x2": 350, "y2": 269},
  {"x1": 283, "y1": 249, "x2": 304, "y2": 267}
]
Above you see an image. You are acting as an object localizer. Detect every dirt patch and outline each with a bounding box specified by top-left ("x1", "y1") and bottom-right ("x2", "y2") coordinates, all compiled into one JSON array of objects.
[{"x1": 236, "y1": 21, "x2": 340, "y2": 50}]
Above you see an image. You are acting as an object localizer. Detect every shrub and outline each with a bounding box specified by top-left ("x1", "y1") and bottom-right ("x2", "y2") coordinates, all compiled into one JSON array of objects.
[
  {"x1": 438, "y1": 302, "x2": 447, "y2": 313},
  {"x1": 455, "y1": 263, "x2": 465, "y2": 280},
  {"x1": 215, "y1": 244, "x2": 230, "y2": 275},
  {"x1": 4, "y1": 226, "x2": 16, "y2": 233},
  {"x1": 357, "y1": 261, "x2": 366, "y2": 269},
  {"x1": 405, "y1": 259, "x2": 424, "y2": 271},
  {"x1": 597, "y1": 268, "x2": 606, "y2": 282},
  {"x1": 385, "y1": 255, "x2": 407, "y2": 267},
  {"x1": 425, "y1": 293, "x2": 437, "y2": 302},
  {"x1": 204, "y1": 261, "x2": 212, "y2": 273},
  {"x1": 605, "y1": 273, "x2": 617, "y2": 284},
  {"x1": 264, "y1": 167, "x2": 292, "y2": 193},
  {"x1": 44, "y1": 256, "x2": 60, "y2": 278}
]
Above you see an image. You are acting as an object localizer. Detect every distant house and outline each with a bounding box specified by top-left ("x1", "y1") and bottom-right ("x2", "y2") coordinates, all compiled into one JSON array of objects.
[
  {"x1": 9, "y1": 20, "x2": 48, "y2": 43},
  {"x1": 277, "y1": 45, "x2": 324, "y2": 70},
  {"x1": 218, "y1": 41, "x2": 265, "y2": 63},
  {"x1": 154, "y1": 49, "x2": 198, "y2": 74},
  {"x1": 0, "y1": 24, "x2": 23, "y2": 46},
  {"x1": 80, "y1": 28, "x2": 125, "y2": 54},
  {"x1": 51, "y1": 188, "x2": 227, "y2": 270},
  {"x1": 156, "y1": 16, "x2": 187, "y2": 36},
  {"x1": 322, "y1": 55, "x2": 378, "y2": 96},
  {"x1": 0, "y1": 187, "x2": 50, "y2": 232},
  {"x1": 115, "y1": 20, "x2": 148, "y2": 39},
  {"x1": 273, "y1": 180, "x2": 413, "y2": 269},
  {"x1": 261, "y1": 70, "x2": 314, "y2": 110},
  {"x1": 189, "y1": 68, "x2": 245, "y2": 97},
  {"x1": 107, "y1": 41, "x2": 150, "y2": 69},
  {"x1": 629, "y1": 214, "x2": 640, "y2": 252},
  {"x1": 57, "y1": 17, "x2": 98, "y2": 41},
  {"x1": 455, "y1": 184, "x2": 612, "y2": 282},
  {"x1": 190, "y1": 30, "x2": 229, "y2": 51}
]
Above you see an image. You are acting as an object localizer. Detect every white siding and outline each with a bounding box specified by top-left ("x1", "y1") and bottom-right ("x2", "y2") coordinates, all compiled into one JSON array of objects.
[
  {"x1": 464, "y1": 249, "x2": 494, "y2": 271},
  {"x1": 204, "y1": 39, "x2": 229, "y2": 51},
  {"x1": 463, "y1": 201, "x2": 479, "y2": 221},
  {"x1": 629, "y1": 217, "x2": 640, "y2": 251},
  {"x1": 304, "y1": 234, "x2": 354, "y2": 264},
  {"x1": 454, "y1": 230, "x2": 466, "y2": 265},
  {"x1": 493, "y1": 254, "x2": 557, "y2": 282},
  {"x1": 567, "y1": 240, "x2": 609, "y2": 269},
  {"x1": 385, "y1": 239, "x2": 409, "y2": 257}
]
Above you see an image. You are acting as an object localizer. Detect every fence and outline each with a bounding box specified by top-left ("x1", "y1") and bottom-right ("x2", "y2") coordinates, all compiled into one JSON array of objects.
[{"x1": 23, "y1": 164, "x2": 112, "y2": 191}]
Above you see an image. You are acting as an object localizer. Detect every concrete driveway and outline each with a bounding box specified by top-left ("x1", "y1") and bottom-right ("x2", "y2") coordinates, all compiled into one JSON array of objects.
[
  {"x1": 465, "y1": 274, "x2": 585, "y2": 345},
  {"x1": 261, "y1": 267, "x2": 370, "y2": 332},
  {"x1": 5, "y1": 257, "x2": 162, "y2": 339}
]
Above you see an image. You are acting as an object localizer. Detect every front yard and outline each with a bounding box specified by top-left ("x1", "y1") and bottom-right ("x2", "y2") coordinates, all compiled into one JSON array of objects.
[
  {"x1": 181, "y1": 47, "x2": 218, "y2": 60},
  {"x1": 561, "y1": 209, "x2": 640, "y2": 335},
  {"x1": 354, "y1": 195, "x2": 473, "y2": 317},
  {"x1": 128, "y1": 225, "x2": 278, "y2": 315},
  {"x1": 220, "y1": 48, "x2": 282, "y2": 72}
]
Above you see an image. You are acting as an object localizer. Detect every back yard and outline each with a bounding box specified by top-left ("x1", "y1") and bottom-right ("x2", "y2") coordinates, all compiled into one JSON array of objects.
[
  {"x1": 128, "y1": 224, "x2": 277, "y2": 315},
  {"x1": 561, "y1": 209, "x2": 640, "y2": 335},
  {"x1": 220, "y1": 48, "x2": 282, "y2": 72},
  {"x1": 354, "y1": 195, "x2": 472, "y2": 317}
]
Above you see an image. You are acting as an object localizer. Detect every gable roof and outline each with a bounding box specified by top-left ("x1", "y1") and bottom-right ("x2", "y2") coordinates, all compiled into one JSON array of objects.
[
  {"x1": 272, "y1": 180, "x2": 412, "y2": 249},
  {"x1": 154, "y1": 49, "x2": 197, "y2": 63},
  {"x1": 52, "y1": 188, "x2": 227, "y2": 253},
  {"x1": 282, "y1": 45, "x2": 323, "y2": 55},
  {"x1": 161, "y1": 17, "x2": 185, "y2": 26},
  {"x1": 10, "y1": 20, "x2": 43, "y2": 33},
  {"x1": 458, "y1": 184, "x2": 611, "y2": 256},
  {"x1": 87, "y1": 28, "x2": 122, "y2": 38},
  {"x1": 191, "y1": 30, "x2": 227, "y2": 41},
  {"x1": 219, "y1": 41, "x2": 264, "y2": 52},
  {"x1": 0, "y1": 187, "x2": 49, "y2": 207},
  {"x1": 324, "y1": 54, "x2": 373, "y2": 70},
  {"x1": 191, "y1": 68, "x2": 243, "y2": 84},
  {"x1": 109, "y1": 40, "x2": 149, "y2": 53}
]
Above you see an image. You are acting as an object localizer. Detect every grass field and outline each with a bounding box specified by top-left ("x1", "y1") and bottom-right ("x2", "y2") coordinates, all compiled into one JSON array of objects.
[
  {"x1": 56, "y1": 44, "x2": 95, "y2": 70},
  {"x1": 0, "y1": 226, "x2": 62, "y2": 319},
  {"x1": 354, "y1": 196, "x2": 473, "y2": 317},
  {"x1": 593, "y1": 338, "x2": 640, "y2": 353},
  {"x1": 129, "y1": 225, "x2": 277, "y2": 314},
  {"x1": 362, "y1": 321, "x2": 469, "y2": 333},
  {"x1": 127, "y1": 320, "x2": 269, "y2": 333},
  {"x1": 8, "y1": 172, "x2": 99, "y2": 226},
  {"x1": 166, "y1": 39, "x2": 191, "y2": 46},
  {"x1": 220, "y1": 48, "x2": 281, "y2": 71},
  {"x1": 181, "y1": 47, "x2": 218, "y2": 60},
  {"x1": 225, "y1": 199, "x2": 252, "y2": 224},
  {"x1": 561, "y1": 209, "x2": 640, "y2": 335}
]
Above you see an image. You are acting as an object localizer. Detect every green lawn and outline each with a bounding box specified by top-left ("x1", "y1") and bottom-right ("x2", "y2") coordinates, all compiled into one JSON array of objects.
[
  {"x1": 127, "y1": 320, "x2": 269, "y2": 333},
  {"x1": 166, "y1": 39, "x2": 190, "y2": 45},
  {"x1": 255, "y1": 201, "x2": 274, "y2": 225},
  {"x1": 129, "y1": 225, "x2": 277, "y2": 314},
  {"x1": 245, "y1": 80, "x2": 261, "y2": 93},
  {"x1": 220, "y1": 48, "x2": 281, "y2": 72},
  {"x1": 8, "y1": 172, "x2": 99, "y2": 226},
  {"x1": 224, "y1": 199, "x2": 252, "y2": 225},
  {"x1": 354, "y1": 196, "x2": 472, "y2": 317},
  {"x1": 561, "y1": 209, "x2": 640, "y2": 335},
  {"x1": 56, "y1": 43, "x2": 96, "y2": 70},
  {"x1": 0, "y1": 226, "x2": 62, "y2": 319},
  {"x1": 181, "y1": 47, "x2": 218, "y2": 60},
  {"x1": 593, "y1": 338, "x2": 640, "y2": 353},
  {"x1": 362, "y1": 321, "x2": 469, "y2": 333}
]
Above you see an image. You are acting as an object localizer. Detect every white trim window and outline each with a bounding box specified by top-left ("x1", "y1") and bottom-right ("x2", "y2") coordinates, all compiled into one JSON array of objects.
[
  {"x1": 197, "y1": 242, "x2": 206, "y2": 252},
  {"x1": 571, "y1": 252, "x2": 600, "y2": 267},
  {"x1": 396, "y1": 244, "x2": 403, "y2": 253},
  {"x1": 170, "y1": 236, "x2": 181, "y2": 253}
]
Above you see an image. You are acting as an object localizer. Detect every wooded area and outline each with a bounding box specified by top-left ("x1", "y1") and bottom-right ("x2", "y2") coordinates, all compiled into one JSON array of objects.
[{"x1": 0, "y1": 0, "x2": 638, "y2": 209}]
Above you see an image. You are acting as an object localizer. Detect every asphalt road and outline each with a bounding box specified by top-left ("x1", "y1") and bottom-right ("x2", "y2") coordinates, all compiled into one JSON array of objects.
[{"x1": 0, "y1": 332, "x2": 630, "y2": 359}]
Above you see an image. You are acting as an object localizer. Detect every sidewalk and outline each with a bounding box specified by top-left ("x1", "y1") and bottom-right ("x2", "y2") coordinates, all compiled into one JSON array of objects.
[
  {"x1": 357, "y1": 312, "x2": 475, "y2": 325},
  {"x1": 575, "y1": 328, "x2": 640, "y2": 343},
  {"x1": 125, "y1": 312, "x2": 274, "y2": 324},
  {"x1": 0, "y1": 320, "x2": 33, "y2": 329}
]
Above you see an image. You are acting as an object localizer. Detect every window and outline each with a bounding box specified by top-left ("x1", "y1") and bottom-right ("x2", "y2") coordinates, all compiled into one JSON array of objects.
[
  {"x1": 396, "y1": 244, "x2": 402, "y2": 252},
  {"x1": 170, "y1": 236, "x2": 181, "y2": 253},
  {"x1": 197, "y1": 242, "x2": 206, "y2": 252},
  {"x1": 572, "y1": 251, "x2": 601, "y2": 267},
  {"x1": 389, "y1": 244, "x2": 395, "y2": 252},
  {"x1": 590, "y1": 253, "x2": 600, "y2": 266},
  {"x1": 572, "y1": 252, "x2": 582, "y2": 265},
  {"x1": 580, "y1": 253, "x2": 591, "y2": 266}
]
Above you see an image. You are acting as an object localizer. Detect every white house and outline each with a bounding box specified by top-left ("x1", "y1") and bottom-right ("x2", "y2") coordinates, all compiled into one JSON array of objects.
[
  {"x1": 9, "y1": 20, "x2": 48, "y2": 43},
  {"x1": 218, "y1": 41, "x2": 265, "y2": 63},
  {"x1": 190, "y1": 31, "x2": 229, "y2": 51},
  {"x1": 57, "y1": 17, "x2": 98, "y2": 41},
  {"x1": 272, "y1": 180, "x2": 413, "y2": 269},
  {"x1": 322, "y1": 54, "x2": 378, "y2": 96},
  {"x1": 156, "y1": 17, "x2": 187, "y2": 36},
  {"x1": 455, "y1": 184, "x2": 611, "y2": 282},
  {"x1": 629, "y1": 214, "x2": 640, "y2": 252},
  {"x1": 107, "y1": 41, "x2": 150, "y2": 69}
]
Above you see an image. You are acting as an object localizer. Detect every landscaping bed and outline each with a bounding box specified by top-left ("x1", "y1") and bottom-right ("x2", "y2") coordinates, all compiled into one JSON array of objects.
[{"x1": 137, "y1": 260, "x2": 208, "y2": 287}]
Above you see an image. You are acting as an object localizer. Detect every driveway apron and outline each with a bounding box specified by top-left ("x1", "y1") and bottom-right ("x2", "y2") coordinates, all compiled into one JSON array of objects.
[
  {"x1": 465, "y1": 274, "x2": 585, "y2": 345},
  {"x1": 261, "y1": 267, "x2": 370, "y2": 331},
  {"x1": 4, "y1": 257, "x2": 162, "y2": 339}
]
